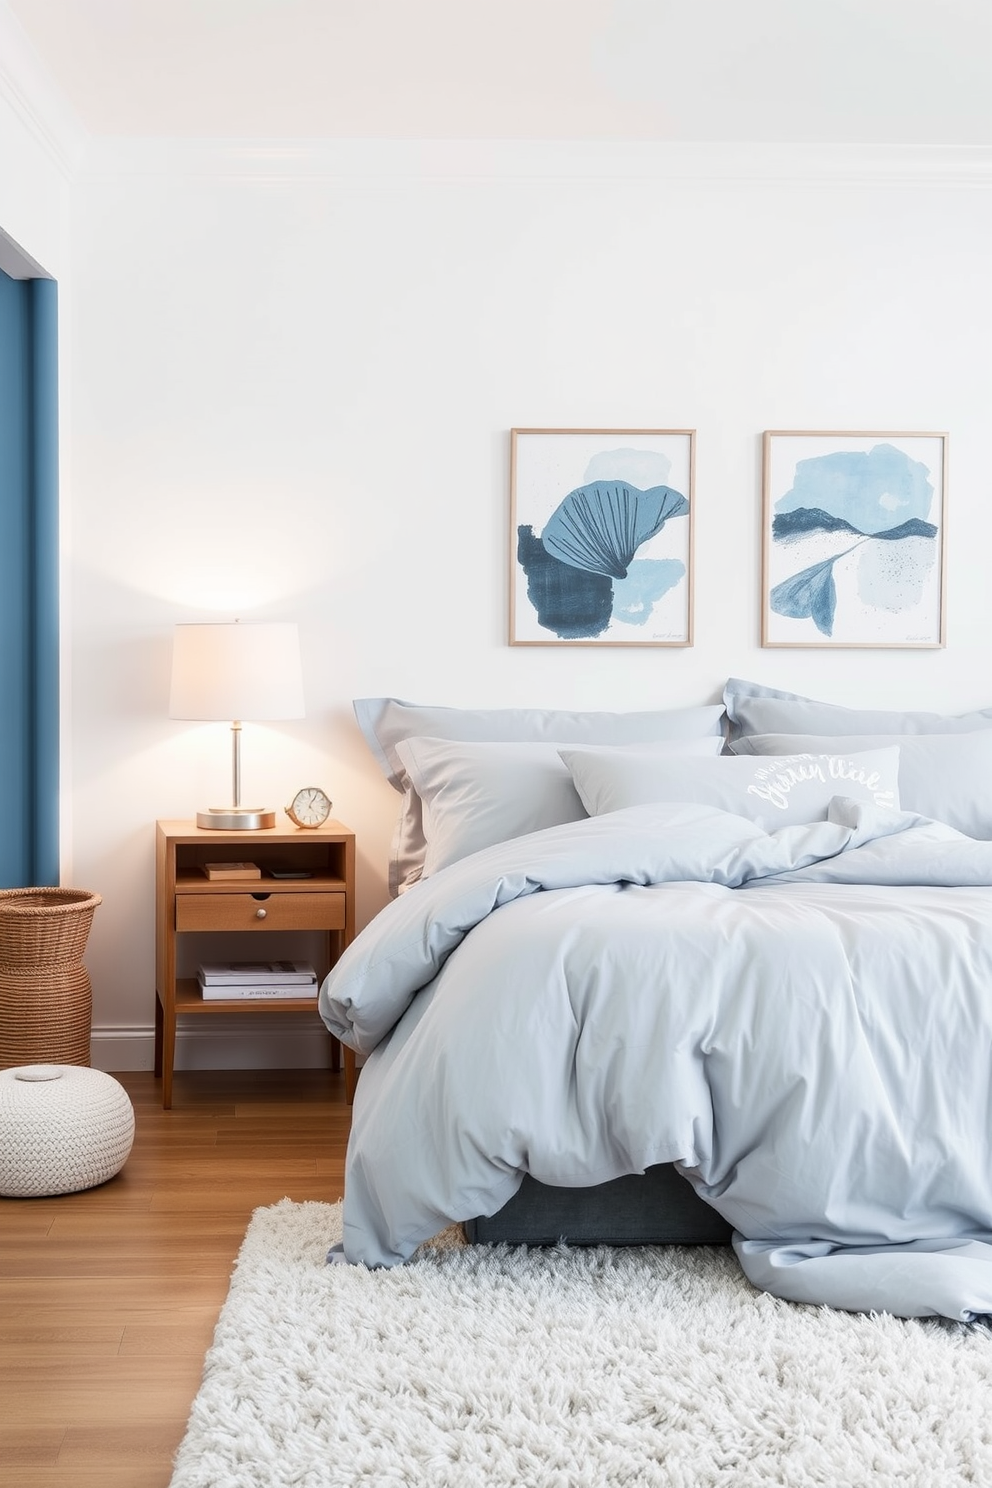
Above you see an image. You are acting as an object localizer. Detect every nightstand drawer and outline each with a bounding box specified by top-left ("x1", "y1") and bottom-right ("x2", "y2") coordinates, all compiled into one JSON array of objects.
[{"x1": 175, "y1": 891, "x2": 347, "y2": 933}]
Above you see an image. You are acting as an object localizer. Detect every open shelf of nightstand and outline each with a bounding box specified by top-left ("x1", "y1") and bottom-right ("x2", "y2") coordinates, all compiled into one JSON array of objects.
[{"x1": 172, "y1": 976, "x2": 329, "y2": 1014}]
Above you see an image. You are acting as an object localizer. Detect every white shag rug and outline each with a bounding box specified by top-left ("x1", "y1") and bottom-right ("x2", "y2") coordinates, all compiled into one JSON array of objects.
[{"x1": 169, "y1": 1200, "x2": 992, "y2": 1488}]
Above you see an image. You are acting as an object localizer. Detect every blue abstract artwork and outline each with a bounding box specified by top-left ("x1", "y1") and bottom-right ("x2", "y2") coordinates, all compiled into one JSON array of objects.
[
  {"x1": 762, "y1": 433, "x2": 946, "y2": 648},
  {"x1": 511, "y1": 431, "x2": 693, "y2": 645}
]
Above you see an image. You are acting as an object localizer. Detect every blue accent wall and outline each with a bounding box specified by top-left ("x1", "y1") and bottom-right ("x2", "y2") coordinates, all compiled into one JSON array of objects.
[{"x1": 0, "y1": 271, "x2": 59, "y2": 887}]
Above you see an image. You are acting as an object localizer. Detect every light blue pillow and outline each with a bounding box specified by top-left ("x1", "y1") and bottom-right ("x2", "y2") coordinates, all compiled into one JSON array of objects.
[
  {"x1": 396, "y1": 735, "x2": 724, "y2": 877},
  {"x1": 559, "y1": 745, "x2": 901, "y2": 832},
  {"x1": 355, "y1": 697, "x2": 726, "y2": 893}
]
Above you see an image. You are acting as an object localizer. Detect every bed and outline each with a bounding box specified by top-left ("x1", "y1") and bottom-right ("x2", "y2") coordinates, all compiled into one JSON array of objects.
[{"x1": 319, "y1": 682, "x2": 992, "y2": 1321}]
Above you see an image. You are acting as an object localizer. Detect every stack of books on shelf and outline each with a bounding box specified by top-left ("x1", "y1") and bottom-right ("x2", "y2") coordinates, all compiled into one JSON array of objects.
[{"x1": 197, "y1": 960, "x2": 318, "y2": 1000}]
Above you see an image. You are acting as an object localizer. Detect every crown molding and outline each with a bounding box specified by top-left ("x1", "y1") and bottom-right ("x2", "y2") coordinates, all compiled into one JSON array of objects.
[
  {"x1": 77, "y1": 137, "x2": 992, "y2": 187},
  {"x1": 0, "y1": 0, "x2": 86, "y2": 179}
]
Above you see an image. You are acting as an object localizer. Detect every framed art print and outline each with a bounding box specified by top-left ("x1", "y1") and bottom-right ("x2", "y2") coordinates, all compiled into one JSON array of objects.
[
  {"x1": 761, "y1": 430, "x2": 947, "y2": 648},
  {"x1": 510, "y1": 428, "x2": 694, "y2": 646}
]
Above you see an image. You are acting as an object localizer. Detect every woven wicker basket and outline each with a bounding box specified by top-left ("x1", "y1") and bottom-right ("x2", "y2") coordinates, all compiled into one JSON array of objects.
[{"x1": 0, "y1": 888, "x2": 102, "y2": 1069}]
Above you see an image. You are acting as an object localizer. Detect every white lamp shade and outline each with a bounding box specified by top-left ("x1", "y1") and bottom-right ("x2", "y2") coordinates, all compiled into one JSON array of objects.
[{"x1": 169, "y1": 622, "x2": 306, "y2": 721}]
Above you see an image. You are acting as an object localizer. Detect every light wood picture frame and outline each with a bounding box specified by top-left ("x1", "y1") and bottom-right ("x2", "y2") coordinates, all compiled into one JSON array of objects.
[
  {"x1": 761, "y1": 430, "x2": 948, "y2": 649},
  {"x1": 509, "y1": 428, "x2": 695, "y2": 647}
]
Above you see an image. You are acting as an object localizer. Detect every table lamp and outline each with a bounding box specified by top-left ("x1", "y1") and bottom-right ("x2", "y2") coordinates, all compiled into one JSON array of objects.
[{"x1": 169, "y1": 621, "x2": 305, "y2": 829}]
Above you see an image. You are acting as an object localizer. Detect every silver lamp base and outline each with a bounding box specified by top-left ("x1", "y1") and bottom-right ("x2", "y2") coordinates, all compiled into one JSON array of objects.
[{"x1": 197, "y1": 806, "x2": 276, "y2": 831}]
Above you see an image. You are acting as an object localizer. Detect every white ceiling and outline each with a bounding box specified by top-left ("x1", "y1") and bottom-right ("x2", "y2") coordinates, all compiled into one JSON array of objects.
[{"x1": 7, "y1": 0, "x2": 992, "y2": 144}]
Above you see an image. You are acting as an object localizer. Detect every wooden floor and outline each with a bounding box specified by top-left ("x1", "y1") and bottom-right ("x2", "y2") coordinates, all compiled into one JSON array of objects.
[{"x1": 0, "y1": 1067, "x2": 352, "y2": 1488}]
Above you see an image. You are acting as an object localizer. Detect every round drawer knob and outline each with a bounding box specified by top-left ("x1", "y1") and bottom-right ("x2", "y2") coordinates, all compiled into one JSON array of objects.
[{"x1": 255, "y1": 907, "x2": 267, "y2": 920}]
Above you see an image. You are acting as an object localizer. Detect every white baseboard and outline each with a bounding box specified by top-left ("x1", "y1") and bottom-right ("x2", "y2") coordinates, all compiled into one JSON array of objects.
[{"x1": 89, "y1": 1021, "x2": 339, "y2": 1073}]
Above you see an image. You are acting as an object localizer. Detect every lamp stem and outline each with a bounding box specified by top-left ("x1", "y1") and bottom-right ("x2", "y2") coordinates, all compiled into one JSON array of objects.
[
  {"x1": 196, "y1": 719, "x2": 272, "y2": 830},
  {"x1": 231, "y1": 720, "x2": 242, "y2": 810}
]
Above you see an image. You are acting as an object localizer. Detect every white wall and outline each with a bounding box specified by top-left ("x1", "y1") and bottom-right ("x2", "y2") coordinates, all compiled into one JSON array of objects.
[{"x1": 64, "y1": 139, "x2": 992, "y2": 1069}]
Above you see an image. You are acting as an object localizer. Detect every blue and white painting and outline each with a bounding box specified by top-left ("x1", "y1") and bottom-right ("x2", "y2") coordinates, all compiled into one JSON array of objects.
[
  {"x1": 511, "y1": 430, "x2": 693, "y2": 645},
  {"x1": 763, "y1": 433, "x2": 946, "y2": 648}
]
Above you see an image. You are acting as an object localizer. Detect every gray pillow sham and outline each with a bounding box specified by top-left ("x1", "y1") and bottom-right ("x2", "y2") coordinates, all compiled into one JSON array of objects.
[
  {"x1": 724, "y1": 677, "x2": 992, "y2": 745},
  {"x1": 729, "y1": 730, "x2": 992, "y2": 838},
  {"x1": 354, "y1": 697, "x2": 726, "y2": 894}
]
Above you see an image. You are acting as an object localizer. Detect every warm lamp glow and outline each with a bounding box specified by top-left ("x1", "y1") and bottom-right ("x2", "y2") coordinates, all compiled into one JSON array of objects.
[{"x1": 169, "y1": 621, "x2": 305, "y2": 829}]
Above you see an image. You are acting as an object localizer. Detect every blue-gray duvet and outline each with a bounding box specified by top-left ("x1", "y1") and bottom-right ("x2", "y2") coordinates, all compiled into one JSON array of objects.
[{"x1": 319, "y1": 799, "x2": 992, "y2": 1320}]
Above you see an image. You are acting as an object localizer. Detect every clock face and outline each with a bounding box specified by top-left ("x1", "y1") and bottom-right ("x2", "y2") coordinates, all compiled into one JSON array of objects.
[{"x1": 289, "y1": 787, "x2": 331, "y2": 828}]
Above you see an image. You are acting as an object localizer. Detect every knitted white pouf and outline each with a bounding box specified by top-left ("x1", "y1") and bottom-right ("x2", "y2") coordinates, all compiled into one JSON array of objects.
[{"x1": 0, "y1": 1064, "x2": 135, "y2": 1197}]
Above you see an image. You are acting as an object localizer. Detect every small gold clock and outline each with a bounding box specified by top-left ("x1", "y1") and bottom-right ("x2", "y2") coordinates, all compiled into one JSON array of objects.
[{"x1": 285, "y1": 786, "x2": 333, "y2": 829}]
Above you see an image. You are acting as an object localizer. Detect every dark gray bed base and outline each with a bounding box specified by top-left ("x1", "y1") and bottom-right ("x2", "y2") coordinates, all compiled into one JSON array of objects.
[{"x1": 464, "y1": 1163, "x2": 733, "y2": 1247}]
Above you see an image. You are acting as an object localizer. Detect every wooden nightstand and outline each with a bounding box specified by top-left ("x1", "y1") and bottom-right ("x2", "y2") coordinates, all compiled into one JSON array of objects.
[{"x1": 154, "y1": 818, "x2": 357, "y2": 1109}]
